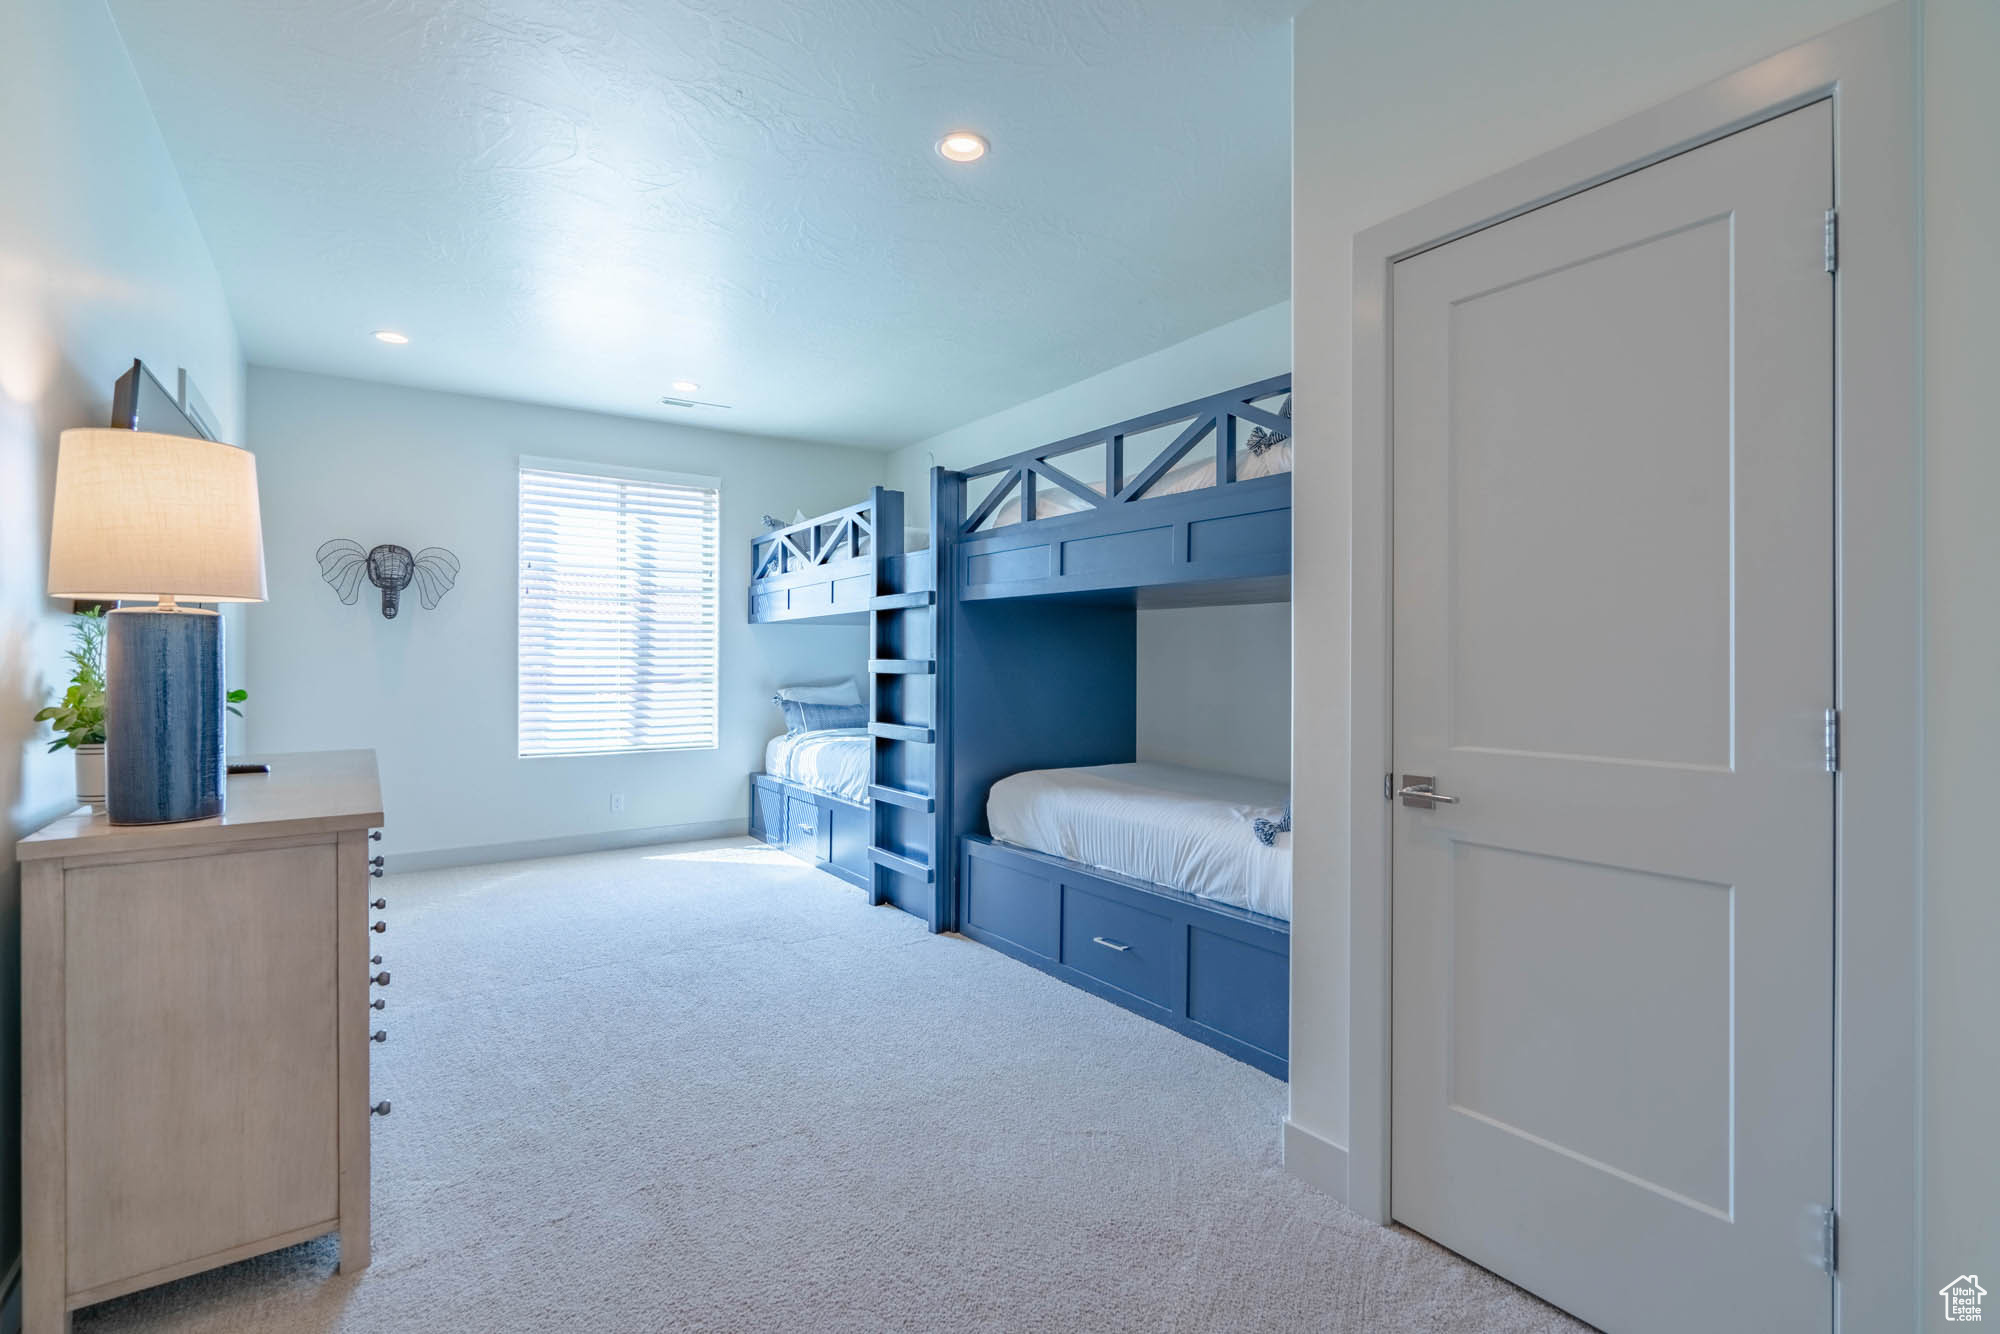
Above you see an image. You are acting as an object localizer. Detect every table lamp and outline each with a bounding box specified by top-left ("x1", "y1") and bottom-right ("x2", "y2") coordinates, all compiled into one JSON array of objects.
[{"x1": 46, "y1": 428, "x2": 267, "y2": 824}]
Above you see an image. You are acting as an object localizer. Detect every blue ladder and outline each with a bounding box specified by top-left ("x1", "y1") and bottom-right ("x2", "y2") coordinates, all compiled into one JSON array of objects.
[{"x1": 864, "y1": 485, "x2": 950, "y2": 930}]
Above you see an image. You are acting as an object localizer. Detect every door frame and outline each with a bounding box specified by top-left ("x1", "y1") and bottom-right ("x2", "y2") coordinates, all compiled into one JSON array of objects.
[{"x1": 1343, "y1": 5, "x2": 1919, "y2": 1330}]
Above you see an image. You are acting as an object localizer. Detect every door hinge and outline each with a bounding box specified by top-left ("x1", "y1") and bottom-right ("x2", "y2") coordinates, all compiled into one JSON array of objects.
[
  {"x1": 1824, "y1": 707, "x2": 1841, "y2": 773},
  {"x1": 1384, "y1": 772, "x2": 1394, "y2": 801},
  {"x1": 1824, "y1": 209, "x2": 1838, "y2": 274},
  {"x1": 1815, "y1": 1206, "x2": 1839, "y2": 1273}
]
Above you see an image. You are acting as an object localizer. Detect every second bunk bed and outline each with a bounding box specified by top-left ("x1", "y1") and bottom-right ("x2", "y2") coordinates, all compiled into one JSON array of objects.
[
  {"x1": 745, "y1": 488, "x2": 907, "y2": 891},
  {"x1": 748, "y1": 376, "x2": 1293, "y2": 1078}
]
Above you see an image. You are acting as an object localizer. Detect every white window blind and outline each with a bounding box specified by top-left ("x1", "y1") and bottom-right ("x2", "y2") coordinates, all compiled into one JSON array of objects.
[{"x1": 518, "y1": 458, "x2": 720, "y2": 757}]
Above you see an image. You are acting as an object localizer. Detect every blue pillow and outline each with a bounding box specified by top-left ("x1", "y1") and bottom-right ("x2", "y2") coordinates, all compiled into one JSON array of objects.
[{"x1": 781, "y1": 699, "x2": 866, "y2": 733}]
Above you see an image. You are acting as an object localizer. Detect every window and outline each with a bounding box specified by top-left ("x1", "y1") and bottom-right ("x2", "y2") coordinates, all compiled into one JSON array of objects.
[{"x1": 518, "y1": 457, "x2": 720, "y2": 757}]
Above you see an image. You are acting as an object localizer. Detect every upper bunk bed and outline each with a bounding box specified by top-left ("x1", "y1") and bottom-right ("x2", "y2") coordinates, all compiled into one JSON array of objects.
[
  {"x1": 933, "y1": 373, "x2": 1291, "y2": 604},
  {"x1": 748, "y1": 486, "x2": 905, "y2": 623}
]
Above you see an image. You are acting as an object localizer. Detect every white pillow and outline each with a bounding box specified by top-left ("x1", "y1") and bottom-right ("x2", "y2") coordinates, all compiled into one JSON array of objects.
[{"x1": 774, "y1": 679, "x2": 861, "y2": 706}]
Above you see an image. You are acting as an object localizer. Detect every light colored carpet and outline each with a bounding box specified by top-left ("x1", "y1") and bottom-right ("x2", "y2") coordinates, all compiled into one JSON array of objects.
[{"x1": 75, "y1": 838, "x2": 1586, "y2": 1333}]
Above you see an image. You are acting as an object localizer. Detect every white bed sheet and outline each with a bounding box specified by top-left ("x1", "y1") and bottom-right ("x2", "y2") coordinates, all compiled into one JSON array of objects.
[
  {"x1": 764, "y1": 729, "x2": 871, "y2": 804},
  {"x1": 986, "y1": 763, "x2": 1292, "y2": 921}
]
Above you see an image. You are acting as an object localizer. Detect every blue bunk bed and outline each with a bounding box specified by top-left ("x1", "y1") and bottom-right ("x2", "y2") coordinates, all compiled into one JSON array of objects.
[
  {"x1": 873, "y1": 375, "x2": 1294, "y2": 1079},
  {"x1": 746, "y1": 379, "x2": 1292, "y2": 1078},
  {"x1": 748, "y1": 486, "x2": 940, "y2": 904},
  {"x1": 747, "y1": 487, "x2": 911, "y2": 890}
]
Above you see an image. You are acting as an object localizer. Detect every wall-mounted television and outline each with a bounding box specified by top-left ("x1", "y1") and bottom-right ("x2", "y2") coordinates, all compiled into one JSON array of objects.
[{"x1": 111, "y1": 359, "x2": 213, "y2": 441}]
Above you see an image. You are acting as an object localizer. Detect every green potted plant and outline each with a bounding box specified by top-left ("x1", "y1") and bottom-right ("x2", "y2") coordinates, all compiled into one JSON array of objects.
[{"x1": 35, "y1": 608, "x2": 108, "y2": 805}]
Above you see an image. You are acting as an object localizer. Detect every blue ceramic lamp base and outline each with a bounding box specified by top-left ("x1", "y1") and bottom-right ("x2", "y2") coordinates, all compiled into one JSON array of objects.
[{"x1": 106, "y1": 604, "x2": 225, "y2": 825}]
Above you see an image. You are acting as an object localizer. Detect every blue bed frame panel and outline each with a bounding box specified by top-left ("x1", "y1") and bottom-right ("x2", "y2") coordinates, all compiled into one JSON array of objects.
[
  {"x1": 750, "y1": 487, "x2": 903, "y2": 624},
  {"x1": 748, "y1": 774, "x2": 871, "y2": 891},
  {"x1": 958, "y1": 836, "x2": 1289, "y2": 1079},
  {"x1": 954, "y1": 473, "x2": 1289, "y2": 603}
]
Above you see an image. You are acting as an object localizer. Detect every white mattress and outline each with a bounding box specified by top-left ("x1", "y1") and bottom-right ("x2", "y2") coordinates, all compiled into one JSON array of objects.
[
  {"x1": 981, "y1": 438, "x2": 1292, "y2": 530},
  {"x1": 986, "y1": 763, "x2": 1292, "y2": 921},
  {"x1": 763, "y1": 729, "x2": 871, "y2": 804}
]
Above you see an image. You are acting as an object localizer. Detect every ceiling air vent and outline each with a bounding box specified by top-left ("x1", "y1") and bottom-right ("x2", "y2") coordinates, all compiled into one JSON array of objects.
[{"x1": 659, "y1": 395, "x2": 732, "y2": 411}]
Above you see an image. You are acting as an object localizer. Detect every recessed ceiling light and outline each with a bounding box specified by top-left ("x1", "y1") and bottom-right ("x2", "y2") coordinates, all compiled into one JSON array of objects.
[
  {"x1": 671, "y1": 379, "x2": 701, "y2": 394},
  {"x1": 372, "y1": 330, "x2": 410, "y2": 345},
  {"x1": 936, "y1": 131, "x2": 988, "y2": 163}
]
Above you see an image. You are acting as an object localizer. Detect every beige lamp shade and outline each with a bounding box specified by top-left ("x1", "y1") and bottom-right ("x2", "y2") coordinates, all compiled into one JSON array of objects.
[{"x1": 46, "y1": 428, "x2": 267, "y2": 602}]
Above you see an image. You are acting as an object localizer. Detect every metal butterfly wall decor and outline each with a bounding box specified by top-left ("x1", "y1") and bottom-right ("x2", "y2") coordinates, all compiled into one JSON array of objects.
[{"x1": 316, "y1": 540, "x2": 460, "y2": 619}]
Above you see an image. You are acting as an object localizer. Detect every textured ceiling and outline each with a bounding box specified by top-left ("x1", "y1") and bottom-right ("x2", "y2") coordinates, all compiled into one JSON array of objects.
[{"x1": 105, "y1": 0, "x2": 1295, "y2": 448}]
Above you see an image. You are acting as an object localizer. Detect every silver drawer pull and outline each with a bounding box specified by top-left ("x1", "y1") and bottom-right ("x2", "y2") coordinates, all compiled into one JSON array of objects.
[
  {"x1": 1092, "y1": 936, "x2": 1131, "y2": 953},
  {"x1": 371, "y1": 920, "x2": 387, "y2": 934},
  {"x1": 371, "y1": 1030, "x2": 388, "y2": 1043},
  {"x1": 371, "y1": 971, "x2": 391, "y2": 987},
  {"x1": 371, "y1": 1101, "x2": 392, "y2": 1116},
  {"x1": 370, "y1": 998, "x2": 386, "y2": 1011}
]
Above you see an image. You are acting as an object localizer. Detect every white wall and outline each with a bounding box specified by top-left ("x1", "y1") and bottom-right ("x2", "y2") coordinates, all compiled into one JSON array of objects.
[
  {"x1": 244, "y1": 368, "x2": 883, "y2": 864},
  {"x1": 891, "y1": 299, "x2": 1295, "y2": 786},
  {"x1": 1136, "y1": 603, "x2": 1292, "y2": 784},
  {"x1": 1921, "y1": 0, "x2": 2000, "y2": 1286},
  {"x1": 1292, "y1": 0, "x2": 1995, "y2": 1296},
  {"x1": 0, "y1": 0, "x2": 245, "y2": 1283}
]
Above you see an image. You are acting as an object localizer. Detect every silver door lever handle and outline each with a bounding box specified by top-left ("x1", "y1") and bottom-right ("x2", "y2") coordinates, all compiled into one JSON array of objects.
[{"x1": 1397, "y1": 777, "x2": 1460, "y2": 807}]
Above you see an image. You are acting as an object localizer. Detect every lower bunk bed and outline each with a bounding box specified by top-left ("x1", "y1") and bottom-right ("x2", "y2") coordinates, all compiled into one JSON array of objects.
[
  {"x1": 957, "y1": 763, "x2": 1291, "y2": 1079},
  {"x1": 749, "y1": 728, "x2": 873, "y2": 891}
]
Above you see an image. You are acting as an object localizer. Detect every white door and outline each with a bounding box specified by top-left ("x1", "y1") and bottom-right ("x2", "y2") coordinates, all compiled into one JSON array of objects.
[{"x1": 1390, "y1": 102, "x2": 1834, "y2": 1334}]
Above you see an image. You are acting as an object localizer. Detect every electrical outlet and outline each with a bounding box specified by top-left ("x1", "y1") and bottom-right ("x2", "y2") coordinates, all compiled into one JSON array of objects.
[{"x1": 609, "y1": 793, "x2": 626, "y2": 814}]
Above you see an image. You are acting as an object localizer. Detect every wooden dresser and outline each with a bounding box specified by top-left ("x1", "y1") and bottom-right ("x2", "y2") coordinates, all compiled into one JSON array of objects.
[{"x1": 18, "y1": 750, "x2": 387, "y2": 1333}]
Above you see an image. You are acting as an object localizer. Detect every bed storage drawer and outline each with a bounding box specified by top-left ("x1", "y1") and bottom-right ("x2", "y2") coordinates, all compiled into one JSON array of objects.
[
  {"x1": 1060, "y1": 883, "x2": 1180, "y2": 1012},
  {"x1": 786, "y1": 795, "x2": 825, "y2": 861},
  {"x1": 749, "y1": 776, "x2": 785, "y2": 844}
]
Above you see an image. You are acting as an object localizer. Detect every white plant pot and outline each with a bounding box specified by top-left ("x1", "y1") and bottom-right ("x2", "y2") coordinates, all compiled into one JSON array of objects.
[{"x1": 74, "y1": 743, "x2": 107, "y2": 808}]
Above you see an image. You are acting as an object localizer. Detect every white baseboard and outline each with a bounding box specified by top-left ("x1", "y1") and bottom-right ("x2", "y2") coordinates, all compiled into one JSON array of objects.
[
  {"x1": 385, "y1": 818, "x2": 748, "y2": 873},
  {"x1": 1283, "y1": 1117, "x2": 1349, "y2": 1204}
]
